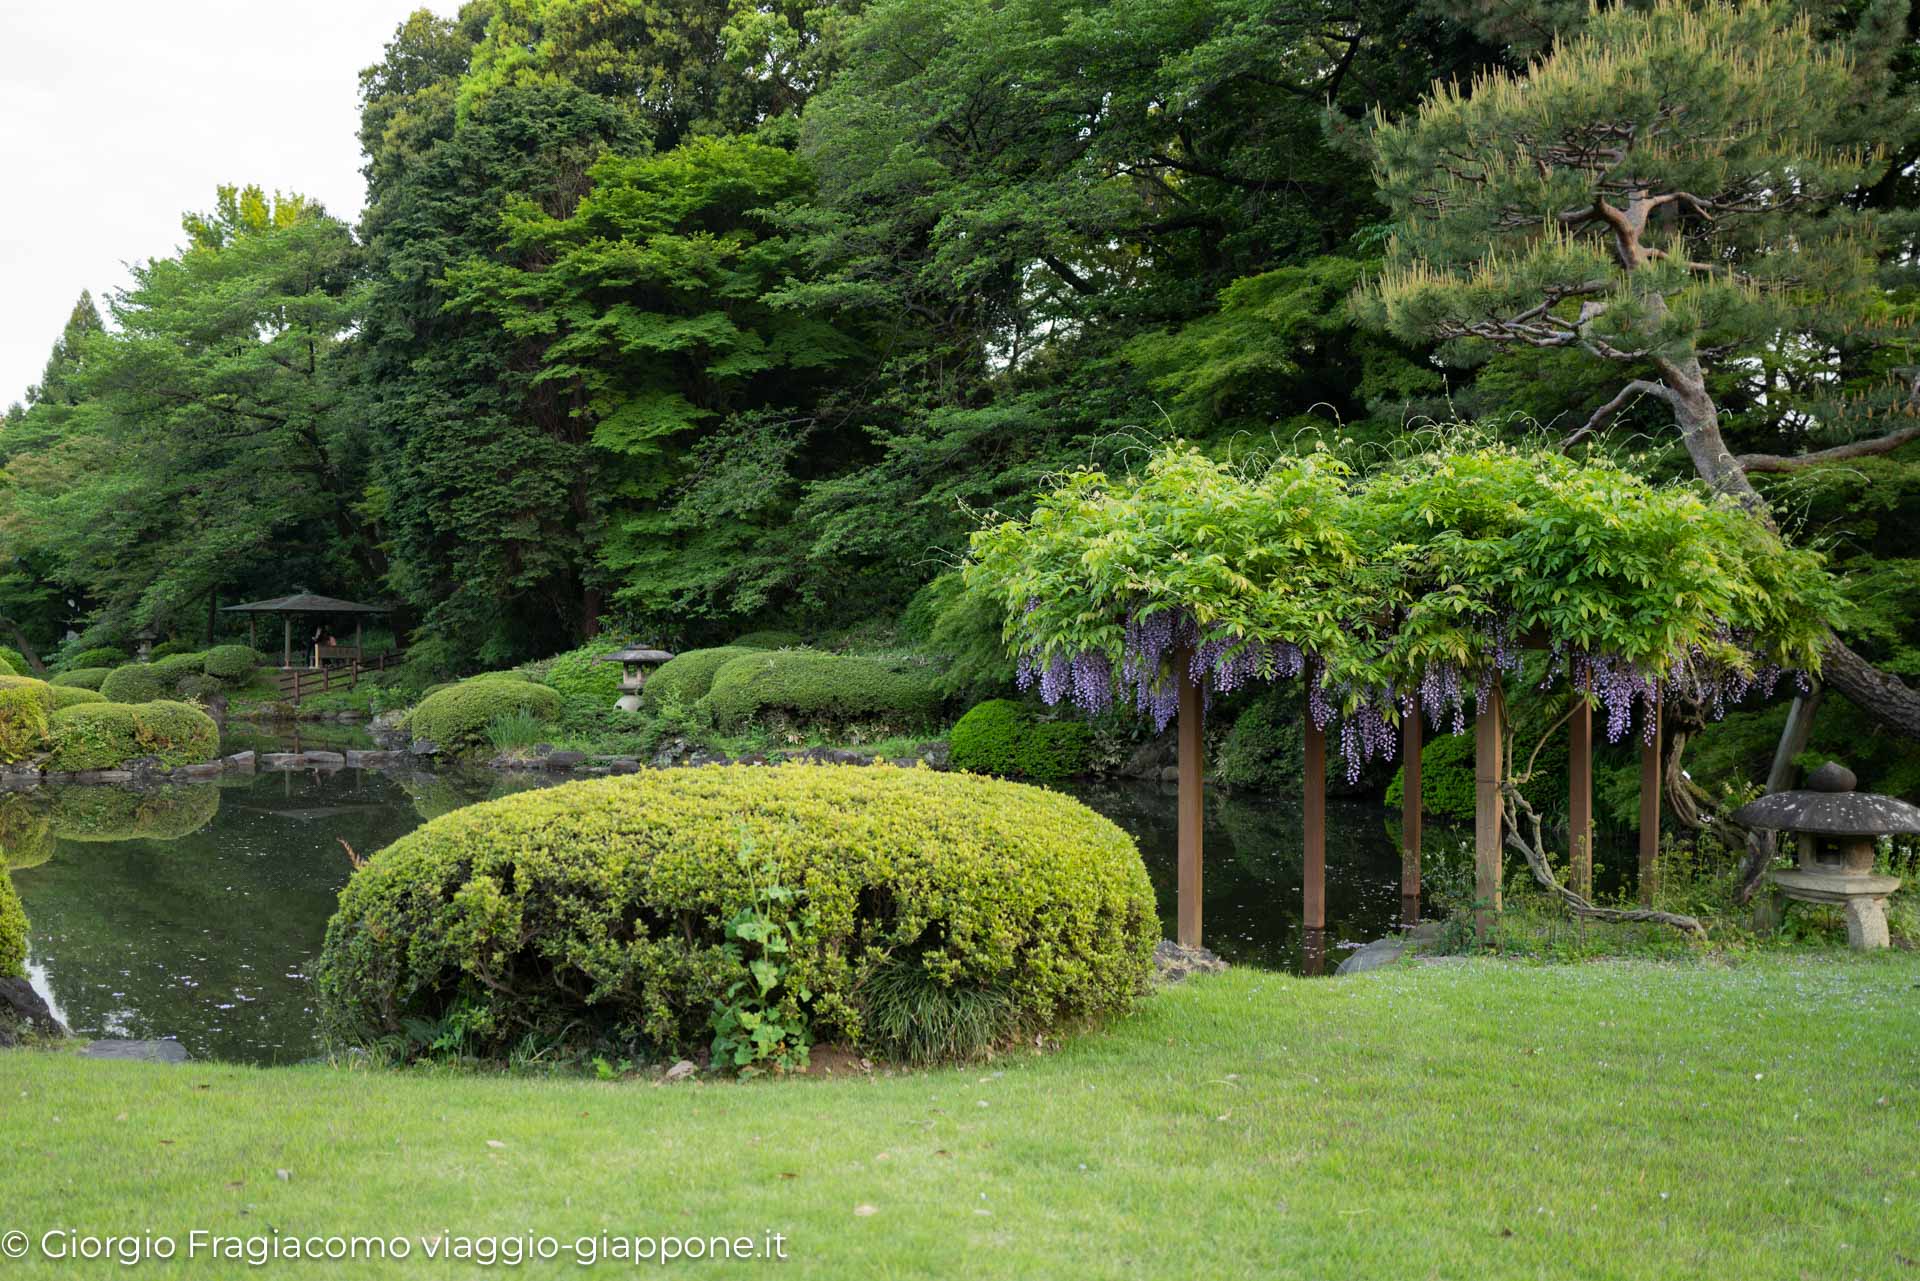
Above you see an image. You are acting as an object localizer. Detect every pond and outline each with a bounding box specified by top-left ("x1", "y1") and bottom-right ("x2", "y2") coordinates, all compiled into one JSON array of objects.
[{"x1": 4, "y1": 735, "x2": 1429, "y2": 1064}]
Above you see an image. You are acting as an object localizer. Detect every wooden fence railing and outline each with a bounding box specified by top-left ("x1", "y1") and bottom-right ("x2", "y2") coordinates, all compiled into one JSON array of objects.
[{"x1": 274, "y1": 650, "x2": 403, "y2": 705}]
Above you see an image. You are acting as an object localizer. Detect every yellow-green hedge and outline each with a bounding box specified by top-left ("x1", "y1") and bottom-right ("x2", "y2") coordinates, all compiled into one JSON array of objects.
[
  {"x1": 43, "y1": 700, "x2": 220, "y2": 771},
  {"x1": 407, "y1": 678, "x2": 563, "y2": 755},
  {"x1": 0, "y1": 677, "x2": 55, "y2": 763},
  {"x1": 317, "y1": 764, "x2": 1157, "y2": 1061}
]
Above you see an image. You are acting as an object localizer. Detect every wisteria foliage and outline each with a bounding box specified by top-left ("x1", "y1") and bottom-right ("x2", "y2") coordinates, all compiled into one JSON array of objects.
[{"x1": 968, "y1": 441, "x2": 1841, "y2": 779}]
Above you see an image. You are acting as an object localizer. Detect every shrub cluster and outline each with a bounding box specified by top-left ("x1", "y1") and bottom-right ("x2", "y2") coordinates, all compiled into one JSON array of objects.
[
  {"x1": 540, "y1": 637, "x2": 629, "y2": 715},
  {"x1": 202, "y1": 644, "x2": 260, "y2": 680},
  {"x1": 0, "y1": 647, "x2": 25, "y2": 677},
  {"x1": 43, "y1": 700, "x2": 220, "y2": 771},
  {"x1": 0, "y1": 871, "x2": 25, "y2": 977},
  {"x1": 56, "y1": 646, "x2": 128, "y2": 672},
  {"x1": 151, "y1": 652, "x2": 208, "y2": 690},
  {"x1": 147, "y1": 639, "x2": 199, "y2": 660},
  {"x1": 640, "y1": 646, "x2": 756, "y2": 712},
  {"x1": 99, "y1": 664, "x2": 166, "y2": 704},
  {"x1": 407, "y1": 678, "x2": 562, "y2": 755},
  {"x1": 0, "y1": 677, "x2": 56, "y2": 763},
  {"x1": 49, "y1": 667, "x2": 110, "y2": 690},
  {"x1": 316, "y1": 765, "x2": 1157, "y2": 1063},
  {"x1": 732, "y1": 629, "x2": 804, "y2": 649},
  {"x1": 705, "y1": 652, "x2": 942, "y2": 729},
  {"x1": 948, "y1": 699, "x2": 1093, "y2": 780}
]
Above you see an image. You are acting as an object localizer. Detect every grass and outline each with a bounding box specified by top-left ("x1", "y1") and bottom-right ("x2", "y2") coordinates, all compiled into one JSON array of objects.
[{"x1": 4, "y1": 954, "x2": 1918, "y2": 1278}]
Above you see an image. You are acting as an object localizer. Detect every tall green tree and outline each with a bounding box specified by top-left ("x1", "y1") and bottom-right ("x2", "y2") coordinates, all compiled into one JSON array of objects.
[{"x1": 1361, "y1": 0, "x2": 1920, "y2": 735}]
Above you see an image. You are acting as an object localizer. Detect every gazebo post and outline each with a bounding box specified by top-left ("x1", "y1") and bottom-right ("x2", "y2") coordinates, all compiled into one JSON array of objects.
[
  {"x1": 1570, "y1": 689, "x2": 1594, "y2": 899},
  {"x1": 1303, "y1": 712, "x2": 1327, "y2": 932},
  {"x1": 354, "y1": 619, "x2": 364, "y2": 661},
  {"x1": 1400, "y1": 702, "x2": 1422, "y2": 920},
  {"x1": 1474, "y1": 682, "x2": 1504, "y2": 937},
  {"x1": 249, "y1": 616, "x2": 257, "y2": 650},
  {"x1": 283, "y1": 616, "x2": 292, "y2": 670},
  {"x1": 1175, "y1": 659, "x2": 1204, "y2": 948},
  {"x1": 1638, "y1": 691, "x2": 1663, "y2": 906}
]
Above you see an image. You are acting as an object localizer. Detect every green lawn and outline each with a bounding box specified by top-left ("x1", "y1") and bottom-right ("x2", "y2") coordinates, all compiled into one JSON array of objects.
[{"x1": 3, "y1": 955, "x2": 1916, "y2": 1279}]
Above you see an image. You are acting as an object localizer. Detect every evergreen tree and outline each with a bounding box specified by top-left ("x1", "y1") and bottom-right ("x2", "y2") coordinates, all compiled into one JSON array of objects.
[{"x1": 1360, "y1": 0, "x2": 1920, "y2": 735}]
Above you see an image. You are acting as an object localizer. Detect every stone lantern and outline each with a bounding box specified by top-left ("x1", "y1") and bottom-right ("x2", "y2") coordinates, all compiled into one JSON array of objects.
[
  {"x1": 132, "y1": 624, "x2": 160, "y2": 662},
  {"x1": 594, "y1": 646, "x2": 675, "y2": 712},
  {"x1": 1732, "y1": 762, "x2": 1920, "y2": 949}
]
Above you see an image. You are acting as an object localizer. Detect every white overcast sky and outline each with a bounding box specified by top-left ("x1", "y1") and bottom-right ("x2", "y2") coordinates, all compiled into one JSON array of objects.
[{"x1": 0, "y1": 0, "x2": 462, "y2": 407}]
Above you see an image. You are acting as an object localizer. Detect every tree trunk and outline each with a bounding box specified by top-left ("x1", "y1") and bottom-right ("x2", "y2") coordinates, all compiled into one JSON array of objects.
[{"x1": 1652, "y1": 352, "x2": 1920, "y2": 739}]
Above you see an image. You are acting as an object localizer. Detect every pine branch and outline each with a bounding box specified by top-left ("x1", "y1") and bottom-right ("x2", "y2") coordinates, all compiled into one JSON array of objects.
[{"x1": 1562, "y1": 379, "x2": 1677, "y2": 449}]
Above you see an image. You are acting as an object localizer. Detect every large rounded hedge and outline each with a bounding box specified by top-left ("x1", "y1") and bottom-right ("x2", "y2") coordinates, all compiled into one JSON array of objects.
[
  {"x1": 99, "y1": 663, "x2": 166, "y2": 704},
  {"x1": 949, "y1": 699, "x2": 1094, "y2": 781},
  {"x1": 0, "y1": 871, "x2": 26, "y2": 977},
  {"x1": 732, "y1": 629, "x2": 805, "y2": 649},
  {"x1": 43, "y1": 700, "x2": 220, "y2": 771},
  {"x1": 705, "y1": 652, "x2": 942, "y2": 728},
  {"x1": 639, "y1": 646, "x2": 756, "y2": 711},
  {"x1": 0, "y1": 677, "x2": 55, "y2": 763},
  {"x1": 407, "y1": 678, "x2": 562, "y2": 755},
  {"x1": 150, "y1": 652, "x2": 208, "y2": 690},
  {"x1": 49, "y1": 667, "x2": 110, "y2": 691},
  {"x1": 57, "y1": 646, "x2": 128, "y2": 672},
  {"x1": 202, "y1": 644, "x2": 260, "y2": 681},
  {"x1": 317, "y1": 765, "x2": 1157, "y2": 1061}
]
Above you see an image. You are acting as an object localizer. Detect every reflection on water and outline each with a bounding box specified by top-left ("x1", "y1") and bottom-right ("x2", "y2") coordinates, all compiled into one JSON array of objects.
[{"x1": 4, "y1": 756, "x2": 1424, "y2": 1064}]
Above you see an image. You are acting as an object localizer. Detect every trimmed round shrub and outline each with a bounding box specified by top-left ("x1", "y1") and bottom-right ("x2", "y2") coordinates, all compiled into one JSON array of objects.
[
  {"x1": 0, "y1": 647, "x2": 25, "y2": 676},
  {"x1": 43, "y1": 700, "x2": 219, "y2": 771},
  {"x1": 0, "y1": 871, "x2": 25, "y2": 977},
  {"x1": 48, "y1": 784, "x2": 219, "y2": 843},
  {"x1": 540, "y1": 637, "x2": 628, "y2": 714},
  {"x1": 640, "y1": 646, "x2": 756, "y2": 712},
  {"x1": 316, "y1": 765, "x2": 1157, "y2": 1061},
  {"x1": 148, "y1": 639, "x2": 199, "y2": 660},
  {"x1": 732, "y1": 629, "x2": 804, "y2": 650},
  {"x1": 0, "y1": 677, "x2": 55, "y2": 763},
  {"x1": 100, "y1": 663, "x2": 166, "y2": 704},
  {"x1": 150, "y1": 652, "x2": 208, "y2": 690},
  {"x1": 705, "y1": 652, "x2": 942, "y2": 728},
  {"x1": 56, "y1": 646, "x2": 128, "y2": 672},
  {"x1": 175, "y1": 673, "x2": 225, "y2": 702},
  {"x1": 407, "y1": 679, "x2": 562, "y2": 755},
  {"x1": 0, "y1": 795, "x2": 54, "y2": 873},
  {"x1": 50, "y1": 667, "x2": 110, "y2": 690},
  {"x1": 949, "y1": 699, "x2": 1092, "y2": 781},
  {"x1": 202, "y1": 643, "x2": 260, "y2": 681},
  {"x1": 50, "y1": 685, "x2": 107, "y2": 710}
]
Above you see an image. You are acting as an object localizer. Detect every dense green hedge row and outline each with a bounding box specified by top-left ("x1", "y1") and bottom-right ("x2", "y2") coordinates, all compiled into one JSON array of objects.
[
  {"x1": 705, "y1": 652, "x2": 942, "y2": 728},
  {"x1": 317, "y1": 765, "x2": 1156, "y2": 1064},
  {"x1": 949, "y1": 699, "x2": 1093, "y2": 780}
]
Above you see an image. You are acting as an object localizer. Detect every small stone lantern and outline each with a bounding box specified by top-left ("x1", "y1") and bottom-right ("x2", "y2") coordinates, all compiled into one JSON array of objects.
[
  {"x1": 1732, "y1": 762, "x2": 1920, "y2": 949},
  {"x1": 595, "y1": 646, "x2": 675, "y2": 712},
  {"x1": 132, "y1": 624, "x2": 160, "y2": 662}
]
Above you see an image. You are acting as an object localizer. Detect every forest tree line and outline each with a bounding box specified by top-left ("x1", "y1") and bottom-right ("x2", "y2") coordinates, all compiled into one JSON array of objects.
[{"x1": 3, "y1": 0, "x2": 1918, "y2": 722}]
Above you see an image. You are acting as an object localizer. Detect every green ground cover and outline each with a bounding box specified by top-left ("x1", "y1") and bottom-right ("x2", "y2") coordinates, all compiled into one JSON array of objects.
[{"x1": 2, "y1": 956, "x2": 1915, "y2": 1279}]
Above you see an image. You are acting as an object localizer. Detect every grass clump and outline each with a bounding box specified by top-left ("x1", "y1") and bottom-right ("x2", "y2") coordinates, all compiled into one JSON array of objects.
[
  {"x1": 857, "y1": 957, "x2": 1022, "y2": 1065},
  {"x1": 484, "y1": 709, "x2": 550, "y2": 754}
]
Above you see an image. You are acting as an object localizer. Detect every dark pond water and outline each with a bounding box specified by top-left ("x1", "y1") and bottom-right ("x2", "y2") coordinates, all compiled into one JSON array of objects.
[{"x1": 4, "y1": 736, "x2": 1427, "y2": 1064}]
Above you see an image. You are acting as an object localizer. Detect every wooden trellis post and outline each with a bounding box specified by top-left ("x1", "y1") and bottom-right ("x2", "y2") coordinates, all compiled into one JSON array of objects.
[
  {"x1": 1474, "y1": 685, "x2": 1504, "y2": 936},
  {"x1": 1401, "y1": 703, "x2": 1422, "y2": 920},
  {"x1": 1176, "y1": 657, "x2": 1204, "y2": 948},
  {"x1": 1569, "y1": 692, "x2": 1594, "y2": 900},
  {"x1": 1303, "y1": 714, "x2": 1327, "y2": 931},
  {"x1": 1638, "y1": 692, "x2": 1663, "y2": 906}
]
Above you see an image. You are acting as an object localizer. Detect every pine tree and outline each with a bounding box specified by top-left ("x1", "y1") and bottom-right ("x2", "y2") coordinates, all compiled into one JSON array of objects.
[{"x1": 1359, "y1": 0, "x2": 1920, "y2": 735}]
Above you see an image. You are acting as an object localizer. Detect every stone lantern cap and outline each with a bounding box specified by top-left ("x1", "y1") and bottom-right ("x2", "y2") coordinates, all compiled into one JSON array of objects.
[
  {"x1": 1730, "y1": 762, "x2": 1920, "y2": 837},
  {"x1": 594, "y1": 648, "x2": 675, "y2": 666}
]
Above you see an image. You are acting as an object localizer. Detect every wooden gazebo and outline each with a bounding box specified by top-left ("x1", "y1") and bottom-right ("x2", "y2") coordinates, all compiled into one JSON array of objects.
[{"x1": 221, "y1": 592, "x2": 394, "y2": 670}]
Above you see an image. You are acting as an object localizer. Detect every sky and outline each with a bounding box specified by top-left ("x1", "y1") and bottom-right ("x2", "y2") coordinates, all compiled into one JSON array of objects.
[{"x1": 0, "y1": 0, "x2": 461, "y2": 408}]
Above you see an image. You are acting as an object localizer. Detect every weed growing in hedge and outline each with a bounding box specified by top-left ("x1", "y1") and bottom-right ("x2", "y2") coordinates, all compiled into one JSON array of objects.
[{"x1": 710, "y1": 844, "x2": 815, "y2": 1077}]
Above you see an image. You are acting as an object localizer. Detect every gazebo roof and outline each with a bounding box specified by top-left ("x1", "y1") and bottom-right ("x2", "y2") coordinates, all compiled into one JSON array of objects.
[{"x1": 221, "y1": 593, "x2": 392, "y2": 615}]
